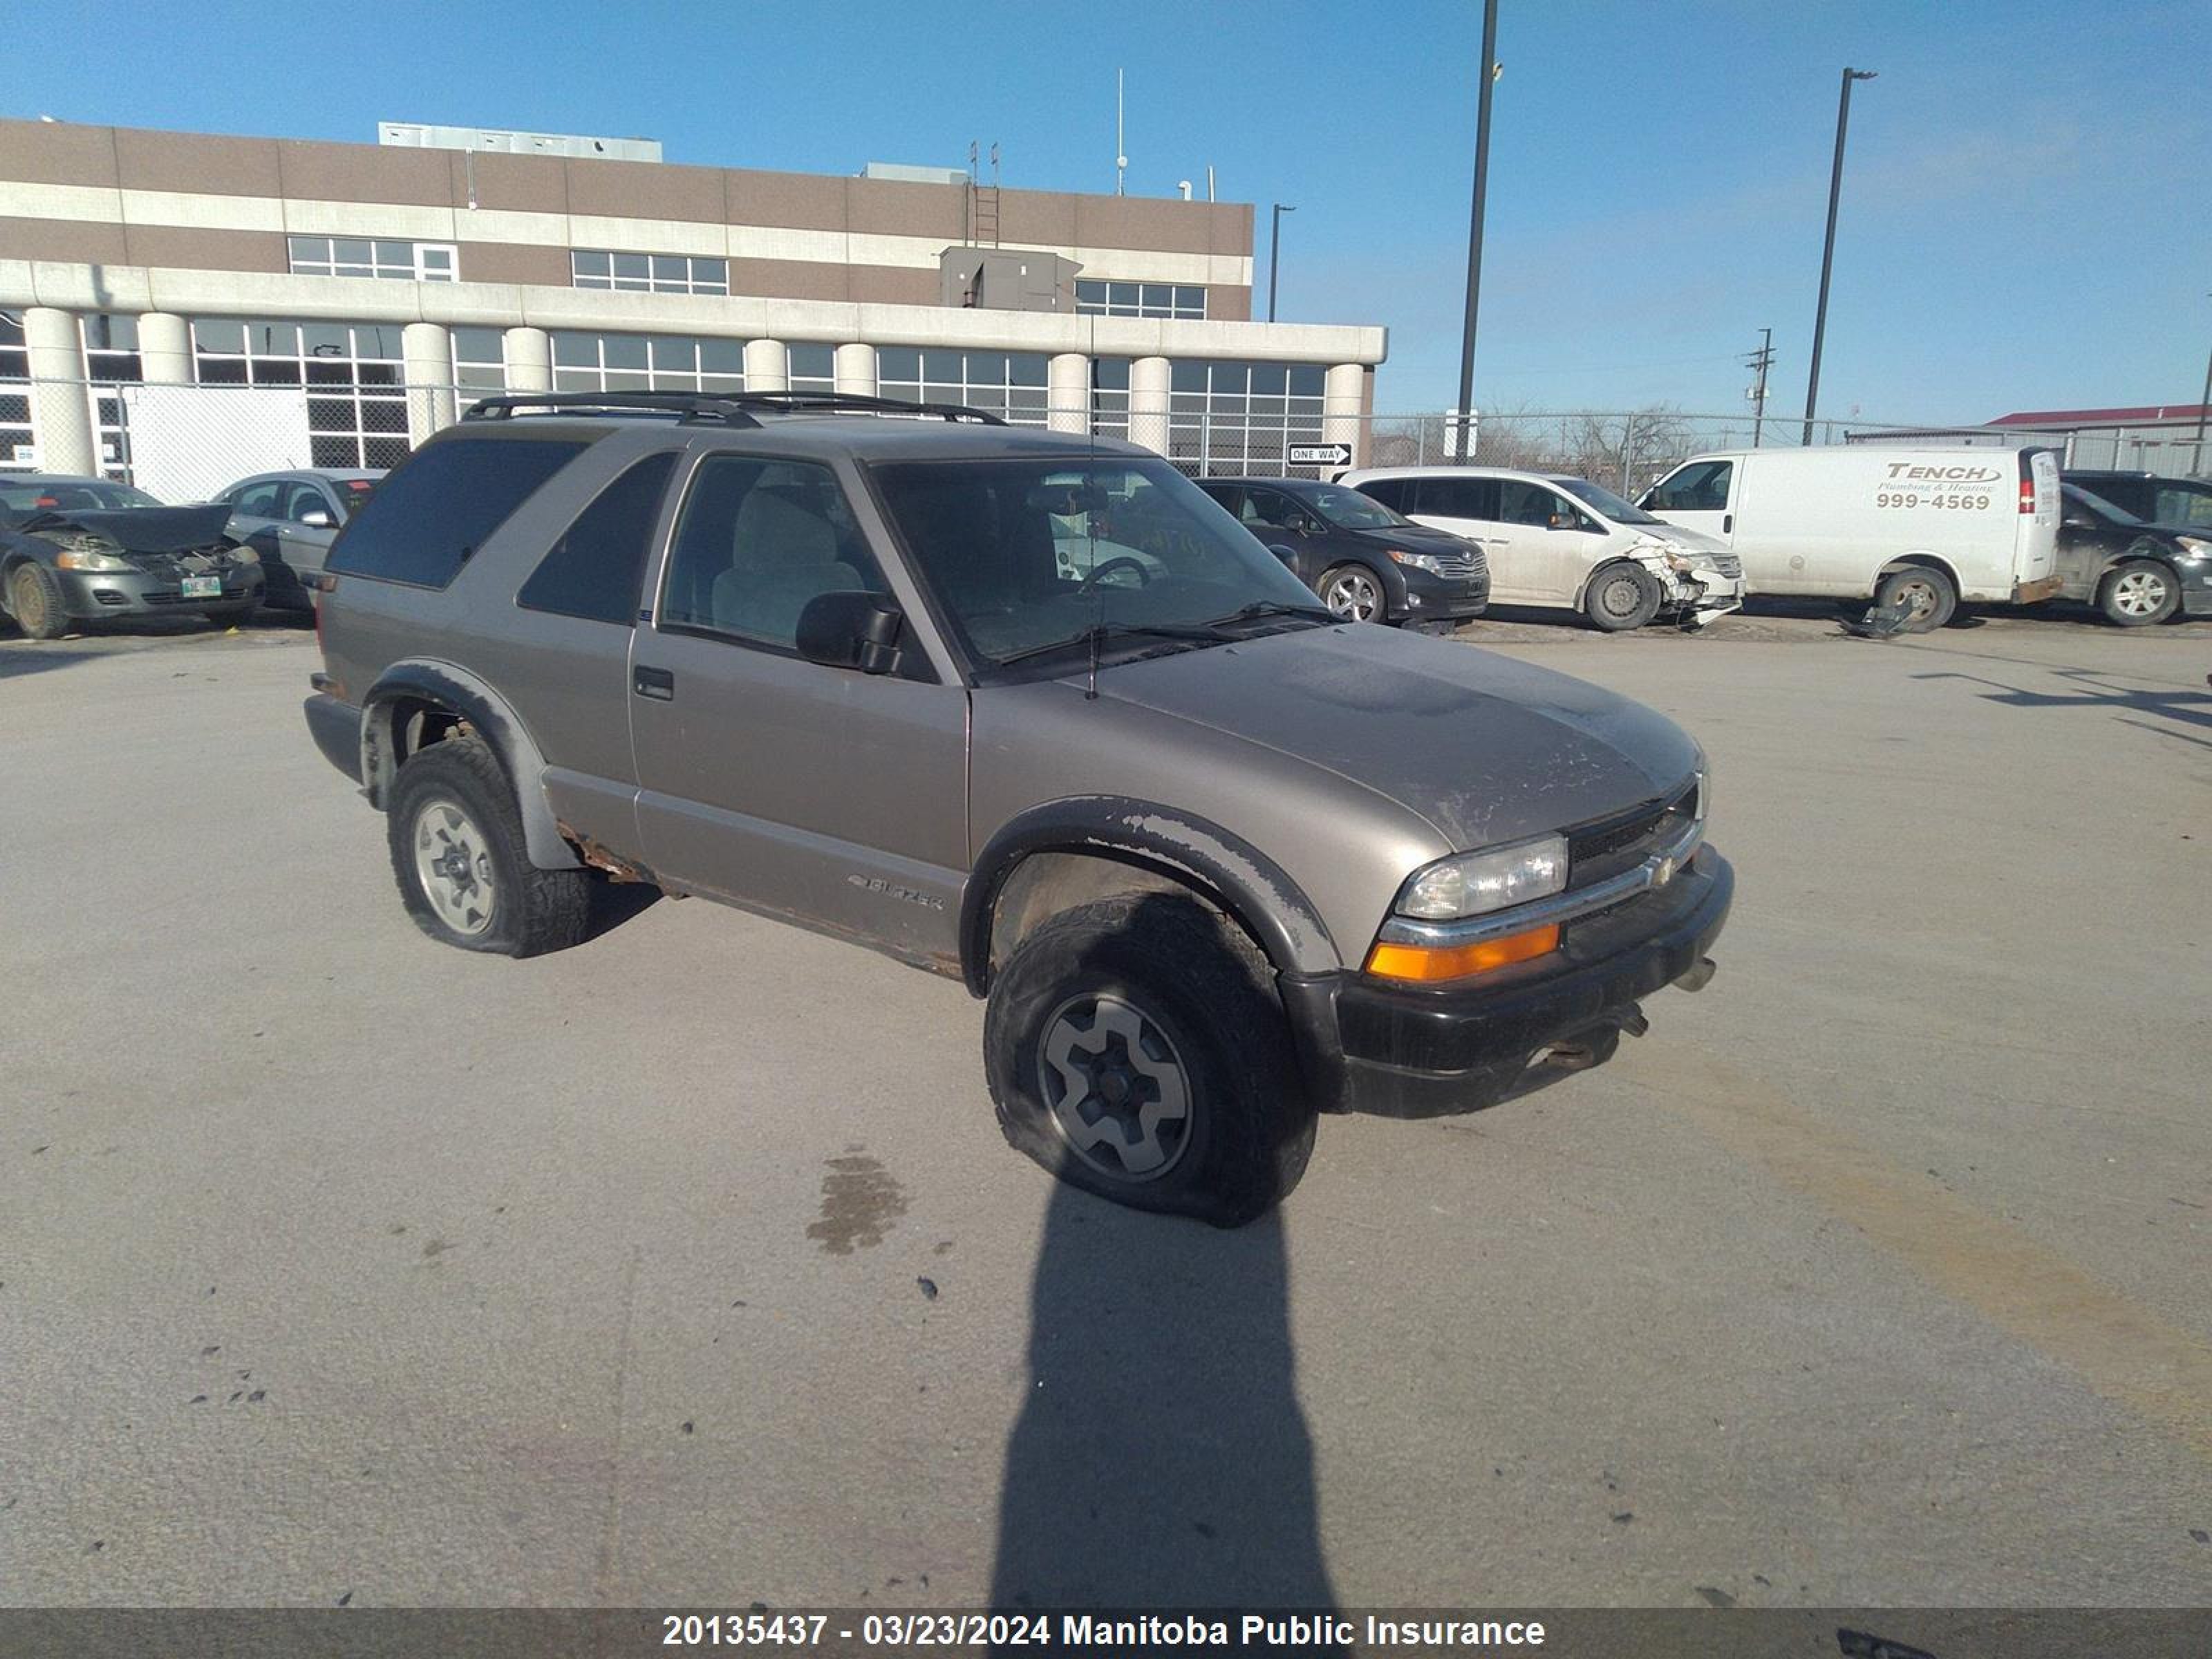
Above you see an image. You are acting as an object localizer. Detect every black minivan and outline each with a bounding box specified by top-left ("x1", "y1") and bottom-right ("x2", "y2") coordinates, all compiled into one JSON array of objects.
[{"x1": 1197, "y1": 476, "x2": 1488, "y2": 626}]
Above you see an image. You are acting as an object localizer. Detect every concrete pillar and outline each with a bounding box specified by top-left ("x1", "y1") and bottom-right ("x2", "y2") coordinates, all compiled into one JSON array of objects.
[
  {"x1": 138, "y1": 312, "x2": 192, "y2": 385},
  {"x1": 503, "y1": 326, "x2": 552, "y2": 393},
  {"x1": 23, "y1": 307, "x2": 96, "y2": 476},
  {"x1": 1047, "y1": 352, "x2": 1089, "y2": 436},
  {"x1": 834, "y1": 342, "x2": 877, "y2": 398},
  {"x1": 1128, "y1": 355, "x2": 1172, "y2": 457},
  {"x1": 1324, "y1": 362, "x2": 1365, "y2": 469},
  {"x1": 743, "y1": 338, "x2": 789, "y2": 393},
  {"x1": 402, "y1": 321, "x2": 456, "y2": 442}
]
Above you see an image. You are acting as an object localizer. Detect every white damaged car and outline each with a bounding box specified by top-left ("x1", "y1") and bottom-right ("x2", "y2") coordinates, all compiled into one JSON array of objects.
[{"x1": 1340, "y1": 466, "x2": 1745, "y2": 630}]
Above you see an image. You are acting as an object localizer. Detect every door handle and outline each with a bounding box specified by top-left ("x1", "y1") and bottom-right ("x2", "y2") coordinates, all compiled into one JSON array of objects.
[
  {"x1": 633, "y1": 664, "x2": 675, "y2": 701},
  {"x1": 1721, "y1": 514, "x2": 1733, "y2": 534}
]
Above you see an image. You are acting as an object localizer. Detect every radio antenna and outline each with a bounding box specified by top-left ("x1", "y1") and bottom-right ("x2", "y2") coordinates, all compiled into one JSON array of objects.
[{"x1": 1115, "y1": 69, "x2": 1127, "y2": 197}]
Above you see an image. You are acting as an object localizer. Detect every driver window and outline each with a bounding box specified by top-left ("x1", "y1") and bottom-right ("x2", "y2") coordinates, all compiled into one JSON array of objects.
[
  {"x1": 234, "y1": 480, "x2": 285, "y2": 518},
  {"x1": 1496, "y1": 480, "x2": 1560, "y2": 527},
  {"x1": 660, "y1": 456, "x2": 889, "y2": 650},
  {"x1": 1243, "y1": 489, "x2": 1295, "y2": 529},
  {"x1": 1648, "y1": 460, "x2": 1732, "y2": 513},
  {"x1": 281, "y1": 482, "x2": 330, "y2": 523}
]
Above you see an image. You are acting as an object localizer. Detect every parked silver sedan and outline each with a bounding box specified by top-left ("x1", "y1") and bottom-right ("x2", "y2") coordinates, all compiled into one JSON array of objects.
[{"x1": 215, "y1": 469, "x2": 384, "y2": 611}]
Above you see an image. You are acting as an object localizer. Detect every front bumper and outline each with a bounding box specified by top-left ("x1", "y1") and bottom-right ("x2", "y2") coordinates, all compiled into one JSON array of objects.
[
  {"x1": 1666, "y1": 568, "x2": 1747, "y2": 619},
  {"x1": 1397, "y1": 563, "x2": 1490, "y2": 620},
  {"x1": 1280, "y1": 845, "x2": 1733, "y2": 1118},
  {"x1": 54, "y1": 563, "x2": 263, "y2": 621}
]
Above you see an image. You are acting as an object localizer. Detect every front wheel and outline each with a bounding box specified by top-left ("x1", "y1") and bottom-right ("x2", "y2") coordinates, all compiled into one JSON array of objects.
[
  {"x1": 1583, "y1": 562, "x2": 1662, "y2": 632},
  {"x1": 8, "y1": 562, "x2": 71, "y2": 640},
  {"x1": 385, "y1": 735, "x2": 592, "y2": 957},
  {"x1": 983, "y1": 894, "x2": 1315, "y2": 1226},
  {"x1": 1873, "y1": 564, "x2": 1957, "y2": 632},
  {"x1": 2097, "y1": 559, "x2": 2178, "y2": 627},
  {"x1": 1318, "y1": 563, "x2": 1389, "y2": 624}
]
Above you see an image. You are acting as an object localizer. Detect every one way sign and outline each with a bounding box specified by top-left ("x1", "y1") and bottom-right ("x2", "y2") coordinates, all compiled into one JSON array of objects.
[{"x1": 1287, "y1": 442, "x2": 1353, "y2": 467}]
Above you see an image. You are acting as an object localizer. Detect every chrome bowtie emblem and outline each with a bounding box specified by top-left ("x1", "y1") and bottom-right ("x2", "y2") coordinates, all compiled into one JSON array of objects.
[{"x1": 1653, "y1": 856, "x2": 1676, "y2": 888}]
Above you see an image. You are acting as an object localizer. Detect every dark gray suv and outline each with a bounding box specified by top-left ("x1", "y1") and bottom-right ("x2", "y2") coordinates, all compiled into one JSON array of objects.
[{"x1": 304, "y1": 392, "x2": 1732, "y2": 1226}]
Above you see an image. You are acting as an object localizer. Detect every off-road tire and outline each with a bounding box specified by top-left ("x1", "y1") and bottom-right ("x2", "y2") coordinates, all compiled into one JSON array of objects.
[
  {"x1": 385, "y1": 735, "x2": 592, "y2": 958},
  {"x1": 1584, "y1": 562, "x2": 1662, "y2": 632},
  {"x1": 1873, "y1": 564, "x2": 1957, "y2": 632},
  {"x1": 983, "y1": 892, "x2": 1316, "y2": 1227},
  {"x1": 8, "y1": 562, "x2": 70, "y2": 640},
  {"x1": 2097, "y1": 559, "x2": 2178, "y2": 627}
]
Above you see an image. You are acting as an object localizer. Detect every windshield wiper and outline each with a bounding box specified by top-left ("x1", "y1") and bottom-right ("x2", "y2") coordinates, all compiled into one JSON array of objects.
[
  {"x1": 993, "y1": 619, "x2": 1230, "y2": 668},
  {"x1": 1203, "y1": 599, "x2": 1338, "y2": 628}
]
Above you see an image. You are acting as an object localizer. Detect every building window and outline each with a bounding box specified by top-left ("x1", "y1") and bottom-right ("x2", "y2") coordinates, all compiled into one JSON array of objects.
[
  {"x1": 0, "y1": 312, "x2": 30, "y2": 469},
  {"x1": 453, "y1": 326, "x2": 507, "y2": 393},
  {"x1": 570, "y1": 251, "x2": 730, "y2": 297},
  {"x1": 1168, "y1": 360, "x2": 1327, "y2": 476},
  {"x1": 1075, "y1": 280, "x2": 1206, "y2": 320},
  {"x1": 787, "y1": 344, "x2": 838, "y2": 396},
  {"x1": 82, "y1": 315, "x2": 143, "y2": 479},
  {"x1": 876, "y1": 348, "x2": 1048, "y2": 425},
  {"x1": 190, "y1": 318, "x2": 411, "y2": 469},
  {"x1": 550, "y1": 332, "x2": 744, "y2": 393},
  {"x1": 1091, "y1": 358, "x2": 1130, "y2": 442},
  {"x1": 288, "y1": 236, "x2": 458, "y2": 283}
]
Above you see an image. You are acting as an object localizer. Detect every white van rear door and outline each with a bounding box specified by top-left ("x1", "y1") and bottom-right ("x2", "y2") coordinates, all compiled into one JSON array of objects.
[{"x1": 2017, "y1": 449, "x2": 2060, "y2": 581}]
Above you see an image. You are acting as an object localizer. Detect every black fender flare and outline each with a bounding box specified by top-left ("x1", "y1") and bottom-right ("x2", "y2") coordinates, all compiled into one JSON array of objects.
[
  {"x1": 359, "y1": 659, "x2": 580, "y2": 870},
  {"x1": 959, "y1": 796, "x2": 1338, "y2": 994}
]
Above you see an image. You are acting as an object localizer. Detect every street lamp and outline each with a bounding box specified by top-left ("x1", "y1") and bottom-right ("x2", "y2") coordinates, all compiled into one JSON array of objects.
[
  {"x1": 1268, "y1": 203, "x2": 1296, "y2": 324},
  {"x1": 1801, "y1": 66, "x2": 1876, "y2": 446}
]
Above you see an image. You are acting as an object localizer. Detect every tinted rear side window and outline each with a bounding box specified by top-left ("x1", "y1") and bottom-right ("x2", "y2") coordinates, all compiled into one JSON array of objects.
[
  {"x1": 517, "y1": 451, "x2": 677, "y2": 624},
  {"x1": 329, "y1": 438, "x2": 585, "y2": 588},
  {"x1": 1356, "y1": 478, "x2": 1409, "y2": 511}
]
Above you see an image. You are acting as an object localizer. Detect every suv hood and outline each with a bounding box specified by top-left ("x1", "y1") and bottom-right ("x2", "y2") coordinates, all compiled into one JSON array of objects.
[
  {"x1": 18, "y1": 504, "x2": 233, "y2": 554},
  {"x1": 1342, "y1": 522, "x2": 1474, "y2": 553},
  {"x1": 1092, "y1": 624, "x2": 1700, "y2": 850}
]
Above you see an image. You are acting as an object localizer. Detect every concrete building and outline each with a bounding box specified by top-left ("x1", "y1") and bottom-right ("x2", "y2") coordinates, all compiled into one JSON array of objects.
[{"x1": 0, "y1": 117, "x2": 1385, "y2": 481}]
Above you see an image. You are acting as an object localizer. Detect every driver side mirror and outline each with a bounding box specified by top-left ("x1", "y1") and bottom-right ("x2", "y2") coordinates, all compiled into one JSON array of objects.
[
  {"x1": 796, "y1": 591, "x2": 904, "y2": 674},
  {"x1": 1266, "y1": 543, "x2": 1300, "y2": 569},
  {"x1": 299, "y1": 507, "x2": 335, "y2": 529}
]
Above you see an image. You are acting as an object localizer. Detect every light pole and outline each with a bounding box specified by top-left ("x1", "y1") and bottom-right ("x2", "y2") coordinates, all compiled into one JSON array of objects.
[
  {"x1": 1801, "y1": 66, "x2": 1876, "y2": 446},
  {"x1": 2193, "y1": 292, "x2": 2212, "y2": 478},
  {"x1": 1453, "y1": 0, "x2": 1501, "y2": 462},
  {"x1": 1268, "y1": 203, "x2": 1296, "y2": 324}
]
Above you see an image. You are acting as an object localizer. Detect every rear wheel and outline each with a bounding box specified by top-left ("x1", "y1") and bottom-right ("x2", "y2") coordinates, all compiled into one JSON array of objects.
[
  {"x1": 385, "y1": 735, "x2": 592, "y2": 957},
  {"x1": 1873, "y1": 563, "x2": 1957, "y2": 632},
  {"x1": 983, "y1": 893, "x2": 1315, "y2": 1227},
  {"x1": 2097, "y1": 559, "x2": 2178, "y2": 627},
  {"x1": 1583, "y1": 562, "x2": 1662, "y2": 632},
  {"x1": 8, "y1": 563, "x2": 70, "y2": 640},
  {"x1": 1318, "y1": 563, "x2": 1388, "y2": 624}
]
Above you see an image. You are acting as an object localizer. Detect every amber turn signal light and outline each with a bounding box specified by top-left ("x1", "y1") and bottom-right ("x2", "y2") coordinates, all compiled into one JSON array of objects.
[{"x1": 1363, "y1": 923, "x2": 1560, "y2": 984}]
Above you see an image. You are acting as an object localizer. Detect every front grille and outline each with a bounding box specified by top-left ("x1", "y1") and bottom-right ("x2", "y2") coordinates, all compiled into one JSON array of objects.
[
  {"x1": 1565, "y1": 778, "x2": 1698, "y2": 890},
  {"x1": 1702, "y1": 552, "x2": 1743, "y2": 579},
  {"x1": 1426, "y1": 547, "x2": 1486, "y2": 580}
]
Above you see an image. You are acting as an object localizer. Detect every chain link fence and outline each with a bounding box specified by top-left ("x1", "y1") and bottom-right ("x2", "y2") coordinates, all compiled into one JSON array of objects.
[{"x1": 6, "y1": 377, "x2": 2207, "y2": 497}]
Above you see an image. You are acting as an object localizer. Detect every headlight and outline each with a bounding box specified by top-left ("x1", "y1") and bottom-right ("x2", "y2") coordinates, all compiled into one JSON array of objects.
[
  {"x1": 52, "y1": 543, "x2": 135, "y2": 572},
  {"x1": 1395, "y1": 833, "x2": 1568, "y2": 920},
  {"x1": 1663, "y1": 550, "x2": 1696, "y2": 573},
  {"x1": 2176, "y1": 536, "x2": 2212, "y2": 560},
  {"x1": 1385, "y1": 548, "x2": 1445, "y2": 574}
]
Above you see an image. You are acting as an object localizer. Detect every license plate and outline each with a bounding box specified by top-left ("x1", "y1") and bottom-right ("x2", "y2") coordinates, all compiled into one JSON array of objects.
[{"x1": 180, "y1": 576, "x2": 223, "y2": 599}]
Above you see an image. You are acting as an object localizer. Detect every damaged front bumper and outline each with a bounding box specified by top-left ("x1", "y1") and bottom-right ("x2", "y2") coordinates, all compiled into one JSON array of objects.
[
  {"x1": 1279, "y1": 845, "x2": 1733, "y2": 1118},
  {"x1": 1660, "y1": 565, "x2": 1746, "y2": 626},
  {"x1": 50, "y1": 558, "x2": 263, "y2": 621}
]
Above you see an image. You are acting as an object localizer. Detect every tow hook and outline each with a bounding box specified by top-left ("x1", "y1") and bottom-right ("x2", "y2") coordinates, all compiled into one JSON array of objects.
[
  {"x1": 1674, "y1": 955, "x2": 1718, "y2": 993},
  {"x1": 1544, "y1": 1003, "x2": 1649, "y2": 1072}
]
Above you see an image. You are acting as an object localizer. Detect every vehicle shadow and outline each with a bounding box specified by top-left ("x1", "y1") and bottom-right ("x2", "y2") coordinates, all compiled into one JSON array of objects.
[
  {"x1": 990, "y1": 1183, "x2": 1338, "y2": 1634},
  {"x1": 1910, "y1": 666, "x2": 2212, "y2": 733},
  {"x1": 583, "y1": 881, "x2": 664, "y2": 943}
]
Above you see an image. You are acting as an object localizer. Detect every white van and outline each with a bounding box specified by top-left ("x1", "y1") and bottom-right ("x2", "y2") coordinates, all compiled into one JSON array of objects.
[
  {"x1": 1338, "y1": 466, "x2": 1747, "y2": 630},
  {"x1": 1638, "y1": 444, "x2": 2061, "y2": 630}
]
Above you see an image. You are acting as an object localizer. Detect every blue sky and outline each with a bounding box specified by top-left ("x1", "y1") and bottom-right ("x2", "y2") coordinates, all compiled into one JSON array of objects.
[{"x1": 10, "y1": 0, "x2": 2209, "y2": 422}]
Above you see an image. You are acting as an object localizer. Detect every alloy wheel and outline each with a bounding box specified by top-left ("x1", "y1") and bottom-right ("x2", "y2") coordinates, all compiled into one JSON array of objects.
[
  {"x1": 1323, "y1": 570, "x2": 1380, "y2": 621},
  {"x1": 1035, "y1": 992, "x2": 1194, "y2": 1181},
  {"x1": 2111, "y1": 568, "x2": 2169, "y2": 617},
  {"x1": 411, "y1": 797, "x2": 498, "y2": 937}
]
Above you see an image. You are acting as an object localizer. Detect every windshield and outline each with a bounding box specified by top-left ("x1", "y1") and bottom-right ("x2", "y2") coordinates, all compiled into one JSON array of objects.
[
  {"x1": 872, "y1": 456, "x2": 1327, "y2": 669},
  {"x1": 1306, "y1": 483, "x2": 1410, "y2": 530},
  {"x1": 1557, "y1": 477, "x2": 1663, "y2": 525},
  {"x1": 0, "y1": 478, "x2": 163, "y2": 518}
]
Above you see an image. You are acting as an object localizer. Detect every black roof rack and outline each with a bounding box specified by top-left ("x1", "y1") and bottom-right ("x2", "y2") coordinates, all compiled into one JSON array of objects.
[{"x1": 461, "y1": 390, "x2": 1006, "y2": 427}]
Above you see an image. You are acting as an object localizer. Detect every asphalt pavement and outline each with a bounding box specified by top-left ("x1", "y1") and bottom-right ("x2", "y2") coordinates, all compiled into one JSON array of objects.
[{"x1": 2, "y1": 607, "x2": 2208, "y2": 1611}]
